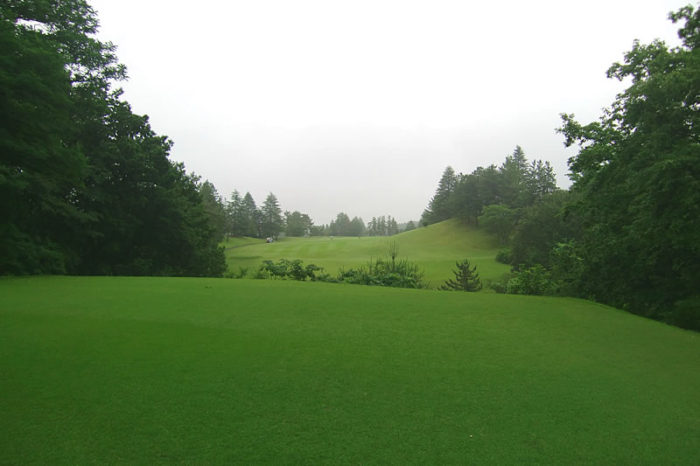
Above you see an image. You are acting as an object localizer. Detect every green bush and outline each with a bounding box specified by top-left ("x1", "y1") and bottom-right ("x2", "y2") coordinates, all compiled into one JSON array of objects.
[
  {"x1": 669, "y1": 297, "x2": 700, "y2": 331},
  {"x1": 495, "y1": 248, "x2": 512, "y2": 265},
  {"x1": 257, "y1": 259, "x2": 324, "y2": 281},
  {"x1": 506, "y1": 264, "x2": 555, "y2": 296},
  {"x1": 338, "y1": 257, "x2": 426, "y2": 289}
]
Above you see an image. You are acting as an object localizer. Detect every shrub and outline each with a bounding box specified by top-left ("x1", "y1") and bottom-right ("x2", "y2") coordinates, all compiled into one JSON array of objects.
[
  {"x1": 506, "y1": 264, "x2": 555, "y2": 295},
  {"x1": 256, "y1": 259, "x2": 324, "y2": 281},
  {"x1": 338, "y1": 257, "x2": 426, "y2": 289},
  {"x1": 495, "y1": 248, "x2": 512, "y2": 265}
]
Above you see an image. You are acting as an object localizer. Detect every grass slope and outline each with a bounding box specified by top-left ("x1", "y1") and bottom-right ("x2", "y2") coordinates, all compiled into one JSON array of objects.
[
  {"x1": 1, "y1": 276, "x2": 698, "y2": 464},
  {"x1": 224, "y1": 219, "x2": 510, "y2": 287}
]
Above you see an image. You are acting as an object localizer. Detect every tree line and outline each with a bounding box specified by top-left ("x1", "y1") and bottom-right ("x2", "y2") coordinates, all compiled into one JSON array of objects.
[
  {"x1": 201, "y1": 184, "x2": 412, "y2": 239},
  {"x1": 422, "y1": 6, "x2": 699, "y2": 330},
  {"x1": 421, "y1": 146, "x2": 557, "y2": 228}
]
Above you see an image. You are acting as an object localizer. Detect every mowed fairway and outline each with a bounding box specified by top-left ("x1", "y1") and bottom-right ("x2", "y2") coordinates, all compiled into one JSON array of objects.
[
  {"x1": 1, "y1": 277, "x2": 699, "y2": 464},
  {"x1": 224, "y1": 219, "x2": 510, "y2": 286}
]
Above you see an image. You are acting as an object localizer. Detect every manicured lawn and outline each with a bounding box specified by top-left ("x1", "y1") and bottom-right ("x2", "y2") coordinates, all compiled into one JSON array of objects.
[
  {"x1": 224, "y1": 219, "x2": 510, "y2": 287},
  {"x1": 1, "y1": 276, "x2": 698, "y2": 464}
]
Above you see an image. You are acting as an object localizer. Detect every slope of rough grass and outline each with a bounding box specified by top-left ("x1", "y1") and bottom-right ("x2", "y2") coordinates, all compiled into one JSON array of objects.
[
  {"x1": 1, "y1": 276, "x2": 698, "y2": 464},
  {"x1": 224, "y1": 219, "x2": 509, "y2": 286}
]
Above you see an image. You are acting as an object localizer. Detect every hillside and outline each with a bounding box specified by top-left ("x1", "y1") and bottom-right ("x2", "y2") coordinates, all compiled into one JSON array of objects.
[
  {"x1": 2, "y1": 276, "x2": 698, "y2": 464},
  {"x1": 224, "y1": 219, "x2": 510, "y2": 287}
]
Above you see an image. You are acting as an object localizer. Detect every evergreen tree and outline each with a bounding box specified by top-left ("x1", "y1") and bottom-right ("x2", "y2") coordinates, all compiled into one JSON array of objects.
[
  {"x1": 199, "y1": 181, "x2": 227, "y2": 241},
  {"x1": 349, "y1": 217, "x2": 365, "y2": 236},
  {"x1": 226, "y1": 190, "x2": 246, "y2": 236},
  {"x1": 440, "y1": 259, "x2": 482, "y2": 292},
  {"x1": 261, "y1": 193, "x2": 283, "y2": 239},
  {"x1": 422, "y1": 166, "x2": 457, "y2": 225},
  {"x1": 241, "y1": 192, "x2": 260, "y2": 237}
]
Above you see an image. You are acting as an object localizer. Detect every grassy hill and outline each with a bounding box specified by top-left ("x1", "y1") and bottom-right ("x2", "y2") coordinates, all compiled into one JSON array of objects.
[
  {"x1": 2, "y1": 276, "x2": 698, "y2": 464},
  {"x1": 224, "y1": 219, "x2": 510, "y2": 287}
]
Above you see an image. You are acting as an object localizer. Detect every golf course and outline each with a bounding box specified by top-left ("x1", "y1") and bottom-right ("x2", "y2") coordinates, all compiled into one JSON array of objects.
[
  {"x1": 2, "y1": 273, "x2": 699, "y2": 464},
  {"x1": 224, "y1": 219, "x2": 510, "y2": 287},
  {"x1": 3, "y1": 2, "x2": 699, "y2": 463}
]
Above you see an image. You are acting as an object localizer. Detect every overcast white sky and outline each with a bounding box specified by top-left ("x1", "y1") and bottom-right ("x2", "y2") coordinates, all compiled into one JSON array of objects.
[{"x1": 90, "y1": 0, "x2": 687, "y2": 224}]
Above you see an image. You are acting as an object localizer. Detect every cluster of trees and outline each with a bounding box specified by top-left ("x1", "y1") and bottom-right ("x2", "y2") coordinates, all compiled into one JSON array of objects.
[
  {"x1": 222, "y1": 190, "x2": 287, "y2": 239},
  {"x1": 315, "y1": 214, "x2": 406, "y2": 237},
  {"x1": 421, "y1": 147, "x2": 557, "y2": 228},
  {"x1": 425, "y1": 7, "x2": 700, "y2": 330},
  {"x1": 1, "y1": 1, "x2": 225, "y2": 276},
  {"x1": 199, "y1": 185, "x2": 411, "y2": 239},
  {"x1": 366, "y1": 216, "x2": 400, "y2": 236}
]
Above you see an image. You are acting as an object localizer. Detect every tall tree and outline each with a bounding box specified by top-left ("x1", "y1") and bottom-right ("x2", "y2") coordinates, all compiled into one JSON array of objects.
[
  {"x1": 329, "y1": 212, "x2": 351, "y2": 236},
  {"x1": 285, "y1": 210, "x2": 313, "y2": 237},
  {"x1": 348, "y1": 216, "x2": 365, "y2": 237},
  {"x1": 260, "y1": 193, "x2": 283, "y2": 239},
  {"x1": 499, "y1": 146, "x2": 529, "y2": 207},
  {"x1": 241, "y1": 192, "x2": 260, "y2": 237},
  {"x1": 199, "y1": 181, "x2": 227, "y2": 241},
  {"x1": 226, "y1": 190, "x2": 246, "y2": 236},
  {"x1": 422, "y1": 166, "x2": 457, "y2": 225}
]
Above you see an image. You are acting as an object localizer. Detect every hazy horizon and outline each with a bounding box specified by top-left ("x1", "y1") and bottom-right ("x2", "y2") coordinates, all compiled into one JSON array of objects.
[{"x1": 90, "y1": 0, "x2": 685, "y2": 224}]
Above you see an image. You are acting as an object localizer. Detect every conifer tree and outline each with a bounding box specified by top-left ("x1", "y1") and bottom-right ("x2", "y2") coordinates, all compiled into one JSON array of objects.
[{"x1": 440, "y1": 259, "x2": 482, "y2": 292}]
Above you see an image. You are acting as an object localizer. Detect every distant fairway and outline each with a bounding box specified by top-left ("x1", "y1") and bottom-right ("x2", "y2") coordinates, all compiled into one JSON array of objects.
[
  {"x1": 2, "y1": 276, "x2": 698, "y2": 464},
  {"x1": 224, "y1": 219, "x2": 510, "y2": 286}
]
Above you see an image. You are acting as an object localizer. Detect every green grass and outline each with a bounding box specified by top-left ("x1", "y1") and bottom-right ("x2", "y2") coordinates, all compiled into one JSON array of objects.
[
  {"x1": 1, "y1": 276, "x2": 698, "y2": 464},
  {"x1": 224, "y1": 219, "x2": 510, "y2": 287}
]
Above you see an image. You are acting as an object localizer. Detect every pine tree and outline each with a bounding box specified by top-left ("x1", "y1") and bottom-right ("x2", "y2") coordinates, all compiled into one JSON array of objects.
[
  {"x1": 261, "y1": 193, "x2": 283, "y2": 239},
  {"x1": 422, "y1": 166, "x2": 457, "y2": 225},
  {"x1": 440, "y1": 259, "x2": 482, "y2": 291}
]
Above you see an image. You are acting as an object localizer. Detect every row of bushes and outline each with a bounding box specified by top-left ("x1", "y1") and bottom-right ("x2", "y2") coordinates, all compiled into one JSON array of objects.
[
  {"x1": 235, "y1": 257, "x2": 492, "y2": 293},
  {"x1": 229, "y1": 257, "x2": 428, "y2": 289}
]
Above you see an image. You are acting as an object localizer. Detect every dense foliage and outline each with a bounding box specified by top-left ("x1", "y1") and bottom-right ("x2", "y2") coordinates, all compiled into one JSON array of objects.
[
  {"x1": 0, "y1": 0, "x2": 225, "y2": 276},
  {"x1": 421, "y1": 147, "x2": 556, "y2": 228},
  {"x1": 557, "y1": 6, "x2": 700, "y2": 328}
]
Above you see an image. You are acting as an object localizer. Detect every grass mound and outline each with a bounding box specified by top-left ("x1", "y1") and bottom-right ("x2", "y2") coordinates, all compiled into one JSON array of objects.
[
  {"x1": 224, "y1": 219, "x2": 509, "y2": 286},
  {"x1": 1, "y1": 276, "x2": 698, "y2": 463}
]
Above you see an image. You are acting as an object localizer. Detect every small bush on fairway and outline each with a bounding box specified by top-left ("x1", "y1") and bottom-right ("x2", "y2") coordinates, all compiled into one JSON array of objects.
[
  {"x1": 338, "y1": 257, "x2": 426, "y2": 289},
  {"x1": 256, "y1": 259, "x2": 324, "y2": 281}
]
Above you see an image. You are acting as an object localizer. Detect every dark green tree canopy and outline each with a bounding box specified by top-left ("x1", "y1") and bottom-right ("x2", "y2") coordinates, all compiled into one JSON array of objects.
[
  {"x1": 558, "y1": 5, "x2": 699, "y2": 322},
  {"x1": 261, "y1": 193, "x2": 283, "y2": 239},
  {"x1": 285, "y1": 210, "x2": 313, "y2": 237},
  {"x1": 1, "y1": 0, "x2": 225, "y2": 276}
]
